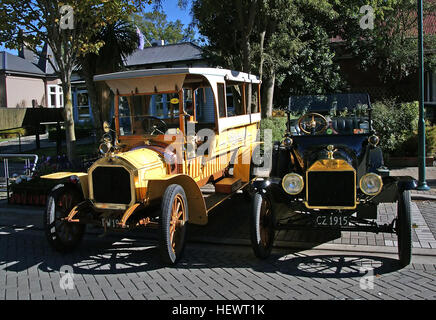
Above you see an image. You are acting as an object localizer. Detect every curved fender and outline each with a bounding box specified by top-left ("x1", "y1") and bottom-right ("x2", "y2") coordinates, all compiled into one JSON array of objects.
[
  {"x1": 373, "y1": 176, "x2": 417, "y2": 203},
  {"x1": 42, "y1": 172, "x2": 89, "y2": 199},
  {"x1": 146, "y1": 175, "x2": 208, "y2": 225}
]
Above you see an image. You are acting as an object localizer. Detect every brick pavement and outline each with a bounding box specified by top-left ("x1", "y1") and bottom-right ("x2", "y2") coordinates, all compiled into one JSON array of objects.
[
  {"x1": 1, "y1": 225, "x2": 436, "y2": 300},
  {"x1": 1, "y1": 167, "x2": 436, "y2": 300}
]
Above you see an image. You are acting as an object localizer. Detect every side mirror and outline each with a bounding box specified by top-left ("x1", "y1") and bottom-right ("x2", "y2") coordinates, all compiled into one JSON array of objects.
[{"x1": 103, "y1": 121, "x2": 111, "y2": 133}]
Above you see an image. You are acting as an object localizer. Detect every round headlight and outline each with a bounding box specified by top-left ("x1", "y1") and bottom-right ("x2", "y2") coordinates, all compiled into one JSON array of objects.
[
  {"x1": 282, "y1": 137, "x2": 293, "y2": 147},
  {"x1": 99, "y1": 142, "x2": 112, "y2": 155},
  {"x1": 282, "y1": 173, "x2": 304, "y2": 195},
  {"x1": 360, "y1": 173, "x2": 383, "y2": 196},
  {"x1": 368, "y1": 135, "x2": 380, "y2": 146}
]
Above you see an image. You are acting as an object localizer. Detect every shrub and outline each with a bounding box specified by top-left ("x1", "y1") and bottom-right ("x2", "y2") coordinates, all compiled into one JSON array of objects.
[
  {"x1": 48, "y1": 122, "x2": 95, "y2": 141},
  {"x1": 0, "y1": 128, "x2": 27, "y2": 139},
  {"x1": 371, "y1": 99, "x2": 419, "y2": 155},
  {"x1": 260, "y1": 117, "x2": 288, "y2": 143},
  {"x1": 400, "y1": 124, "x2": 436, "y2": 157}
]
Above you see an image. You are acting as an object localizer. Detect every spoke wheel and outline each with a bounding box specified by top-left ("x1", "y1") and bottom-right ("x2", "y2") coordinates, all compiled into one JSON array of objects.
[
  {"x1": 250, "y1": 192, "x2": 275, "y2": 259},
  {"x1": 44, "y1": 185, "x2": 85, "y2": 253},
  {"x1": 159, "y1": 184, "x2": 188, "y2": 265},
  {"x1": 396, "y1": 190, "x2": 412, "y2": 267}
]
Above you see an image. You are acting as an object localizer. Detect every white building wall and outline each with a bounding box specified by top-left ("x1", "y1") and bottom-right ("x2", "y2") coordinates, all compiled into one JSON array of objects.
[{"x1": 6, "y1": 76, "x2": 45, "y2": 108}]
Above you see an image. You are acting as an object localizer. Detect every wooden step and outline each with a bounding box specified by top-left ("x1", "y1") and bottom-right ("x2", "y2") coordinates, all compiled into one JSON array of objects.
[{"x1": 215, "y1": 177, "x2": 242, "y2": 194}]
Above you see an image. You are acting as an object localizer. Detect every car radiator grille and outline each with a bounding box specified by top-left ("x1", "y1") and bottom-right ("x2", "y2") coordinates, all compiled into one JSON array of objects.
[
  {"x1": 307, "y1": 171, "x2": 355, "y2": 208},
  {"x1": 92, "y1": 166, "x2": 132, "y2": 204}
]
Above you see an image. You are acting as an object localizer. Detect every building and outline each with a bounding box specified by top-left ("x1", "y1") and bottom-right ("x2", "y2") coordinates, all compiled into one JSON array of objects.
[{"x1": 0, "y1": 41, "x2": 207, "y2": 125}]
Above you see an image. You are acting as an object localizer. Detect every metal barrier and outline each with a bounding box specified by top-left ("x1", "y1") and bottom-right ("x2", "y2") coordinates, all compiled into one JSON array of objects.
[
  {"x1": 0, "y1": 131, "x2": 22, "y2": 153},
  {"x1": 0, "y1": 154, "x2": 39, "y2": 201}
]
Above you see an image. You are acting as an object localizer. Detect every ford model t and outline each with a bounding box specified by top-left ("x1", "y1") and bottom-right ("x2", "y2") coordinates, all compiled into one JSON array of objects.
[
  {"x1": 42, "y1": 68, "x2": 262, "y2": 264},
  {"x1": 250, "y1": 93, "x2": 417, "y2": 267}
]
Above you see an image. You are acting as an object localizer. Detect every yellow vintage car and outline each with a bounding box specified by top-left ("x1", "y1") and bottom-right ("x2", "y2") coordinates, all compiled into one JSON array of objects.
[{"x1": 42, "y1": 68, "x2": 262, "y2": 264}]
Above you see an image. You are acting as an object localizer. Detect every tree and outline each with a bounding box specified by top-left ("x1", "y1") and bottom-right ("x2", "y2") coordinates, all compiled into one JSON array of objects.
[
  {"x1": 332, "y1": 0, "x2": 436, "y2": 84},
  {"x1": 133, "y1": 10, "x2": 195, "y2": 45},
  {"x1": 192, "y1": 0, "x2": 341, "y2": 116},
  {"x1": 0, "y1": 0, "x2": 148, "y2": 162},
  {"x1": 77, "y1": 20, "x2": 139, "y2": 140}
]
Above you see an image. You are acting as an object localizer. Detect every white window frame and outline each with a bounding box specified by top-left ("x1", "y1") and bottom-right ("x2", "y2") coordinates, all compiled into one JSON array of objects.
[{"x1": 47, "y1": 85, "x2": 63, "y2": 108}]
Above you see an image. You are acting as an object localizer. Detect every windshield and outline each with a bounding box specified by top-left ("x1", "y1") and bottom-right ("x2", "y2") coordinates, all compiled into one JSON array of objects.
[
  {"x1": 289, "y1": 93, "x2": 371, "y2": 115},
  {"x1": 288, "y1": 93, "x2": 372, "y2": 136},
  {"x1": 118, "y1": 93, "x2": 181, "y2": 136}
]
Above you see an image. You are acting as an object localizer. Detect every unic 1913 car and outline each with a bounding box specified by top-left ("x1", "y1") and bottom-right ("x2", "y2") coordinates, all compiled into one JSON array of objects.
[
  {"x1": 41, "y1": 68, "x2": 262, "y2": 264},
  {"x1": 250, "y1": 93, "x2": 417, "y2": 267}
]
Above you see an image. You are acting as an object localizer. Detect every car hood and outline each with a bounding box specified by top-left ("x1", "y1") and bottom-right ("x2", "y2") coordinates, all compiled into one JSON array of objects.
[{"x1": 292, "y1": 135, "x2": 369, "y2": 170}]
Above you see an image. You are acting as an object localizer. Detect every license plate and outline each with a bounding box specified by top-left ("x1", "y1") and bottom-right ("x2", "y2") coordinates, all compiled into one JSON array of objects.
[
  {"x1": 102, "y1": 218, "x2": 120, "y2": 228},
  {"x1": 315, "y1": 214, "x2": 350, "y2": 227}
]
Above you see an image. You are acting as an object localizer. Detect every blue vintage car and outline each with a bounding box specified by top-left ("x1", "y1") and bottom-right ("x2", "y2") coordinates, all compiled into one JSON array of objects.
[{"x1": 251, "y1": 93, "x2": 416, "y2": 267}]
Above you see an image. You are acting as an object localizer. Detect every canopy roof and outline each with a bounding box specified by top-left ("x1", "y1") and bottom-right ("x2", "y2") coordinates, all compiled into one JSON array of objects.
[{"x1": 94, "y1": 67, "x2": 261, "y2": 95}]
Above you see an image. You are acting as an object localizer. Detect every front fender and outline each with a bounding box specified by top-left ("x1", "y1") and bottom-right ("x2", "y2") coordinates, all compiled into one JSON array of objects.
[
  {"x1": 146, "y1": 175, "x2": 207, "y2": 225},
  {"x1": 41, "y1": 172, "x2": 89, "y2": 199},
  {"x1": 372, "y1": 175, "x2": 417, "y2": 203}
]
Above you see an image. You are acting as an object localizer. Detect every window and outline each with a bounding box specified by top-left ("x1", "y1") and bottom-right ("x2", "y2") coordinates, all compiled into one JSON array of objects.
[
  {"x1": 76, "y1": 91, "x2": 90, "y2": 121},
  {"x1": 245, "y1": 84, "x2": 260, "y2": 114},
  {"x1": 184, "y1": 89, "x2": 194, "y2": 117},
  {"x1": 217, "y1": 83, "x2": 226, "y2": 118},
  {"x1": 195, "y1": 87, "x2": 216, "y2": 127},
  {"x1": 47, "y1": 85, "x2": 63, "y2": 108},
  {"x1": 118, "y1": 93, "x2": 180, "y2": 136},
  {"x1": 226, "y1": 84, "x2": 245, "y2": 116}
]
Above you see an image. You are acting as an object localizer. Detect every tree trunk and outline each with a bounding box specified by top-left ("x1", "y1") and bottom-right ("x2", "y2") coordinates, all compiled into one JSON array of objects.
[
  {"x1": 83, "y1": 70, "x2": 103, "y2": 141},
  {"x1": 98, "y1": 82, "x2": 112, "y2": 123},
  {"x1": 258, "y1": 29, "x2": 266, "y2": 80},
  {"x1": 262, "y1": 71, "x2": 275, "y2": 118},
  {"x1": 62, "y1": 82, "x2": 76, "y2": 163}
]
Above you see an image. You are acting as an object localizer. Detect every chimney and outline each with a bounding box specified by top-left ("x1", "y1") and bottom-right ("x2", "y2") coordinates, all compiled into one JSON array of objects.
[{"x1": 18, "y1": 42, "x2": 35, "y2": 61}]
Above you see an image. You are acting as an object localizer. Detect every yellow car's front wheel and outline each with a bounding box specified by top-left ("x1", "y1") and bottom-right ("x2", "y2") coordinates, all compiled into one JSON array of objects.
[{"x1": 159, "y1": 184, "x2": 188, "y2": 265}]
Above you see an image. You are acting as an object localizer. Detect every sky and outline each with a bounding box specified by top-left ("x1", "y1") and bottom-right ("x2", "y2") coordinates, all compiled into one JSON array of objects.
[{"x1": 0, "y1": 1, "x2": 195, "y2": 55}]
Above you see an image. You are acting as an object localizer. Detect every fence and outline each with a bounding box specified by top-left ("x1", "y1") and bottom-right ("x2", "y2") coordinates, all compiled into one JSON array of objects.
[{"x1": 0, "y1": 154, "x2": 38, "y2": 201}]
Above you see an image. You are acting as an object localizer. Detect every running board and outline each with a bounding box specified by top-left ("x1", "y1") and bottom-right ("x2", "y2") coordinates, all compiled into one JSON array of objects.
[{"x1": 204, "y1": 181, "x2": 249, "y2": 213}]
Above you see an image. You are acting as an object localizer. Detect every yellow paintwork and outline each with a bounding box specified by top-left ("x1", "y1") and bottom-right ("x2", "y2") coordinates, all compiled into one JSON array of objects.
[
  {"x1": 44, "y1": 70, "x2": 262, "y2": 226},
  {"x1": 305, "y1": 159, "x2": 357, "y2": 210},
  {"x1": 41, "y1": 172, "x2": 89, "y2": 200}
]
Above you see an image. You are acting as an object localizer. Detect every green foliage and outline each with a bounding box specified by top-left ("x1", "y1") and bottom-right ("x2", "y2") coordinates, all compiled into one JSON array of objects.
[
  {"x1": 0, "y1": 128, "x2": 26, "y2": 139},
  {"x1": 372, "y1": 99, "x2": 419, "y2": 155},
  {"x1": 48, "y1": 123, "x2": 95, "y2": 142},
  {"x1": 192, "y1": 0, "x2": 345, "y2": 112},
  {"x1": 133, "y1": 10, "x2": 195, "y2": 45},
  {"x1": 399, "y1": 124, "x2": 436, "y2": 157},
  {"x1": 332, "y1": 0, "x2": 436, "y2": 83},
  {"x1": 260, "y1": 117, "x2": 288, "y2": 143}
]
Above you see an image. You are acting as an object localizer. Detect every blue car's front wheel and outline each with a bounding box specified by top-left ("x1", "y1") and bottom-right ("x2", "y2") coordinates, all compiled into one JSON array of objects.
[
  {"x1": 396, "y1": 190, "x2": 412, "y2": 267},
  {"x1": 250, "y1": 192, "x2": 275, "y2": 259}
]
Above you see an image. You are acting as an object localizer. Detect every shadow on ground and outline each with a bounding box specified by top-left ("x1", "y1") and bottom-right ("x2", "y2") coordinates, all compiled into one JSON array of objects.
[{"x1": 0, "y1": 224, "x2": 402, "y2": 280}]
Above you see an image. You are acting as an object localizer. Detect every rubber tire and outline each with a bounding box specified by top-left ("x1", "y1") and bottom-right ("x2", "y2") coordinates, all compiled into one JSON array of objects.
[
  {"x1": 159, "y1": 184, "x2": 188, "y2": 265},
  {"x1": 44, "y1": 185, "x2": 86, "y2": 253},
  {"x1": 397, "y1": 190, "x2": 412, "y2": 267},
  {"x1": 250, "y1": 192, "x2": 275, "y2": 259}
]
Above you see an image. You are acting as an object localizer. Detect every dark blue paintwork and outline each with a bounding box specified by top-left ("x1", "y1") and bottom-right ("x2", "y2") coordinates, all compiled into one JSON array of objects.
[{"x1": 291, "y1": 134, "x2": 370, "y2": 170}]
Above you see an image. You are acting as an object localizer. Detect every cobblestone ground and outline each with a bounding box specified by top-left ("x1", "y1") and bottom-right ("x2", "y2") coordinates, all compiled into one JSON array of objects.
[
  {"x1": 188, "y1": 194, "x2": 436, "y2": 250},
  {"x1": 1, "y1": 225, "x2": 436, "y2": 300},
  {"x1": 1, "y1": 167, "x2": 435, "y2": 300}
]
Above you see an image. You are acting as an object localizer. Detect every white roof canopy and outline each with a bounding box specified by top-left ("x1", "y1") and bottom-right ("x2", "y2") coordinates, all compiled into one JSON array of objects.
[{"x1": 93, "y1": 67, "x2": 261, "y2": 95}]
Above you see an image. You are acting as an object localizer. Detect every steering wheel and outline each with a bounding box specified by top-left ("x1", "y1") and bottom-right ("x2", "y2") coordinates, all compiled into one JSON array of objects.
[
  {"x1": 298, "y1": 112, "x2": 328, "y2": 135},
  {"x1": 141, "y1": 116, "x2": 168, "y2": 135}
]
